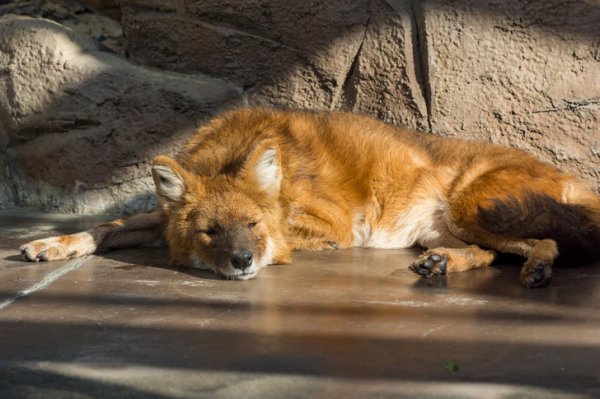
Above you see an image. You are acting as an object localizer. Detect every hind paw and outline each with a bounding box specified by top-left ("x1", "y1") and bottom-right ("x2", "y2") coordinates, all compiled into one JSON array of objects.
[
  {"x1": 521, "y1": 259, "x2": 553, "y2": 288},
  {"x1": 409, "y1": 252, "x2": 449, "y2": 278}
]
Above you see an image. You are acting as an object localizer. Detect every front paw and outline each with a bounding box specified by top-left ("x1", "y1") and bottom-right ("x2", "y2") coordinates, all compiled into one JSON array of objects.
[
  {"x1": 21, "y1": 238, "x2": 57, "y2": 262},
  {"x1": 20, "y1": 233, "x2": 95, "y2": 262},
  {"x1": 409, "y1": 252, "x2": 449, "y2": 278}
]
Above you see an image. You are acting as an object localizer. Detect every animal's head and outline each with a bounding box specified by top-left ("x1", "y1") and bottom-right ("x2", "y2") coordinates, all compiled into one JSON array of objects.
[{"x1": 151, "y1": 140, "x2": 290, "y2": 280}]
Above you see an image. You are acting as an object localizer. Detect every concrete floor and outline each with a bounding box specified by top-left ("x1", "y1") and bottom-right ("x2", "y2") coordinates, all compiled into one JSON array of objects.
[{"x1": 1, "y1": 210, "x2": 599, "y2": 399}]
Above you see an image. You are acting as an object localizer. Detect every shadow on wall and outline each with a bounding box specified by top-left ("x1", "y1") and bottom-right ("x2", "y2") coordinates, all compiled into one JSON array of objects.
[
  {"x1": 120, "y1": 0, "x2": 600, "y2": 189},
  {"x1": 120, "y1": 0, "x2": 600, "y2": 108},
  {"x1": 0, "y1": 16, "x2": 240, "y2": 214},
  {"x1": 0, "y1": 0, "x2": 598, "y2": 215}
]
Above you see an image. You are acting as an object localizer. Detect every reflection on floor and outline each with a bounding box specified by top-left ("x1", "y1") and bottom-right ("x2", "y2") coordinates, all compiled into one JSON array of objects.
[{"x1": 1, "y1": 210, "x2": 599, "y2": 398}]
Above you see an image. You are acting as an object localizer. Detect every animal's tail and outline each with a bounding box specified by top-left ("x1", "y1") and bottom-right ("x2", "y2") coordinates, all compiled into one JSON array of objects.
[{"x1": 477, "y1": 191, "x2": 600, "y2": 264}]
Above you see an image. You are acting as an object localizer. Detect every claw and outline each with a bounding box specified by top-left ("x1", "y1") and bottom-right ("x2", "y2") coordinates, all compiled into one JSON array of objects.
[
  {"x1": 37, "y1": 250, "x2": 48, "y2": 262},
  {"x1": 438, "y1": 255, "x2": 448, "y2": 273}
]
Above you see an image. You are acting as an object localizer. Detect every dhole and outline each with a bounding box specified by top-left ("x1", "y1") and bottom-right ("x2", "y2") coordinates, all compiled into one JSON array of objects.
[{"x1": 20, "y1": 108, "x2": 600, "y2": 287}]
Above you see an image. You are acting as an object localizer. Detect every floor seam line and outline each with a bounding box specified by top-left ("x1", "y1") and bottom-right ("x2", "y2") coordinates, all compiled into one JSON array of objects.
[{"x1": 0, "y1": 257, "x2": 91, "y2": 310}]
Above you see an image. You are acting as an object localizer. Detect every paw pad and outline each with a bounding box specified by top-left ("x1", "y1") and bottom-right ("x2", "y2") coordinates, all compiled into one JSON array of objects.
[{"x1": 409, "y1": 253, "x2": 449, "y2": 277}]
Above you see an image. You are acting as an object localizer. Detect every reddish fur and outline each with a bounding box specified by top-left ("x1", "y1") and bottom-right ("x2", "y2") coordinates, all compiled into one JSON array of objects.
[
  {"x1": 20, "y1": 108, "x2": 600, "y2": 286},
  {"x1": 57, "y1": 235, "x2": 81, "y2": 246}
]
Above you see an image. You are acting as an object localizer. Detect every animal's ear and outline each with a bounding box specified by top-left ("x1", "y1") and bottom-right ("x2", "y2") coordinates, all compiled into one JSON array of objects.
[
  {"x1": 243, "y1": 140, "x2": 282, "y2": 197},
  {"x1": 151, "y1": 156, "x2": 188, "y2": 203}
]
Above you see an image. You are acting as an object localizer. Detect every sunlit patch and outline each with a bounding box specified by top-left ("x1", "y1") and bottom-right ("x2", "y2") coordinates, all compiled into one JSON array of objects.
[{"x1": 1, "y1": 225, "x2": 57, "y2": 239}]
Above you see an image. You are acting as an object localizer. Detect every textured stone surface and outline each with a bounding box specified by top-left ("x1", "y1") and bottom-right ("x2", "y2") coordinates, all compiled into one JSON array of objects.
[
  {"x1": 0, "y1": 0, "x2": 124, "y2": 55},
  {"x1": 121, "y1": 0, "x2": 600, "y2": 191},
  {"x1": 421, "y1": 0, "x2": 600, "y2": 190},
  {"x1": 0, "y1": 16, "x2": 240, "y2": 214},
  {"x1": 120, "y1": 0, "x2": 367, "y2": 110},
  {"x1": 339, "y1": 0, "x2": 429, "y2": 129},
  {"x1": 120, "y1": 0, "x2": 430, "y2": 128}
]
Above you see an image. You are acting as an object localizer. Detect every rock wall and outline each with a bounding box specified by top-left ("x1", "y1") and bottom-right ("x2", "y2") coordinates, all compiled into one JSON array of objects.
[
  {"x1": 0, "y1": 11, "x2": 239, "y2": 214},
  {"x1": 0, "y1": 0, "x2": 598, "y2": 214},
  {"x1": 121, "y1": 0, "x2": 600, "y2": 189},
  {"x1": 120, "y1": 0, "x2": 430, "y2": 129},
  {"x1": 421, "y1": 0, "x2": 600, "y2": 188}
]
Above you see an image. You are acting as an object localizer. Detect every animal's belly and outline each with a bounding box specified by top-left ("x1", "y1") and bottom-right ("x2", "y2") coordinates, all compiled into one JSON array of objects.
[{"x1": 352, "y1": 199, "x2": 446, "y2": 249}]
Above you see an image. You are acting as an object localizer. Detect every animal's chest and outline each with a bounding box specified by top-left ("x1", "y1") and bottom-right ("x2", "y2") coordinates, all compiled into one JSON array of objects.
[{"x1": 352, "y1": 199, "x2": 445, "y2": 249}]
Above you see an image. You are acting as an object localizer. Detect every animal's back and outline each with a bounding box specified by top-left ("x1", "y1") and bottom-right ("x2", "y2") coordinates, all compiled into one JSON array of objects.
[
  {"x1": 177, "y1": 108, "x2": 431, "y2": 179},
  {"x1": 174, "y1": 108, "x2": 573, "y2": 221}
]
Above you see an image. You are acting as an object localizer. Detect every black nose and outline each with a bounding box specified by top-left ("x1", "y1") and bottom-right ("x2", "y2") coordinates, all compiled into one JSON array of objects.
[{"x1": 230, "y1": 249, "x2": 253, "y2": 270}]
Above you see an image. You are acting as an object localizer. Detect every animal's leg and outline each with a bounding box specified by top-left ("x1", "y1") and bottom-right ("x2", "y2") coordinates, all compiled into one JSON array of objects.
[
  {"x1": 410, "y1": 229, "x2": 496, "y2": 277},
  {"x1": 20, "y1": 208, "x2": 165, "y2": 262},
  {"x1": 410, "y1": 217, "x2": 557, "y2": 287},
  {"x1": 287, "y1": 204, "x2": 354, "y2": 250},
  {"x1": 441, "y1": 165, "x2": 581, "y2": 288}
]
